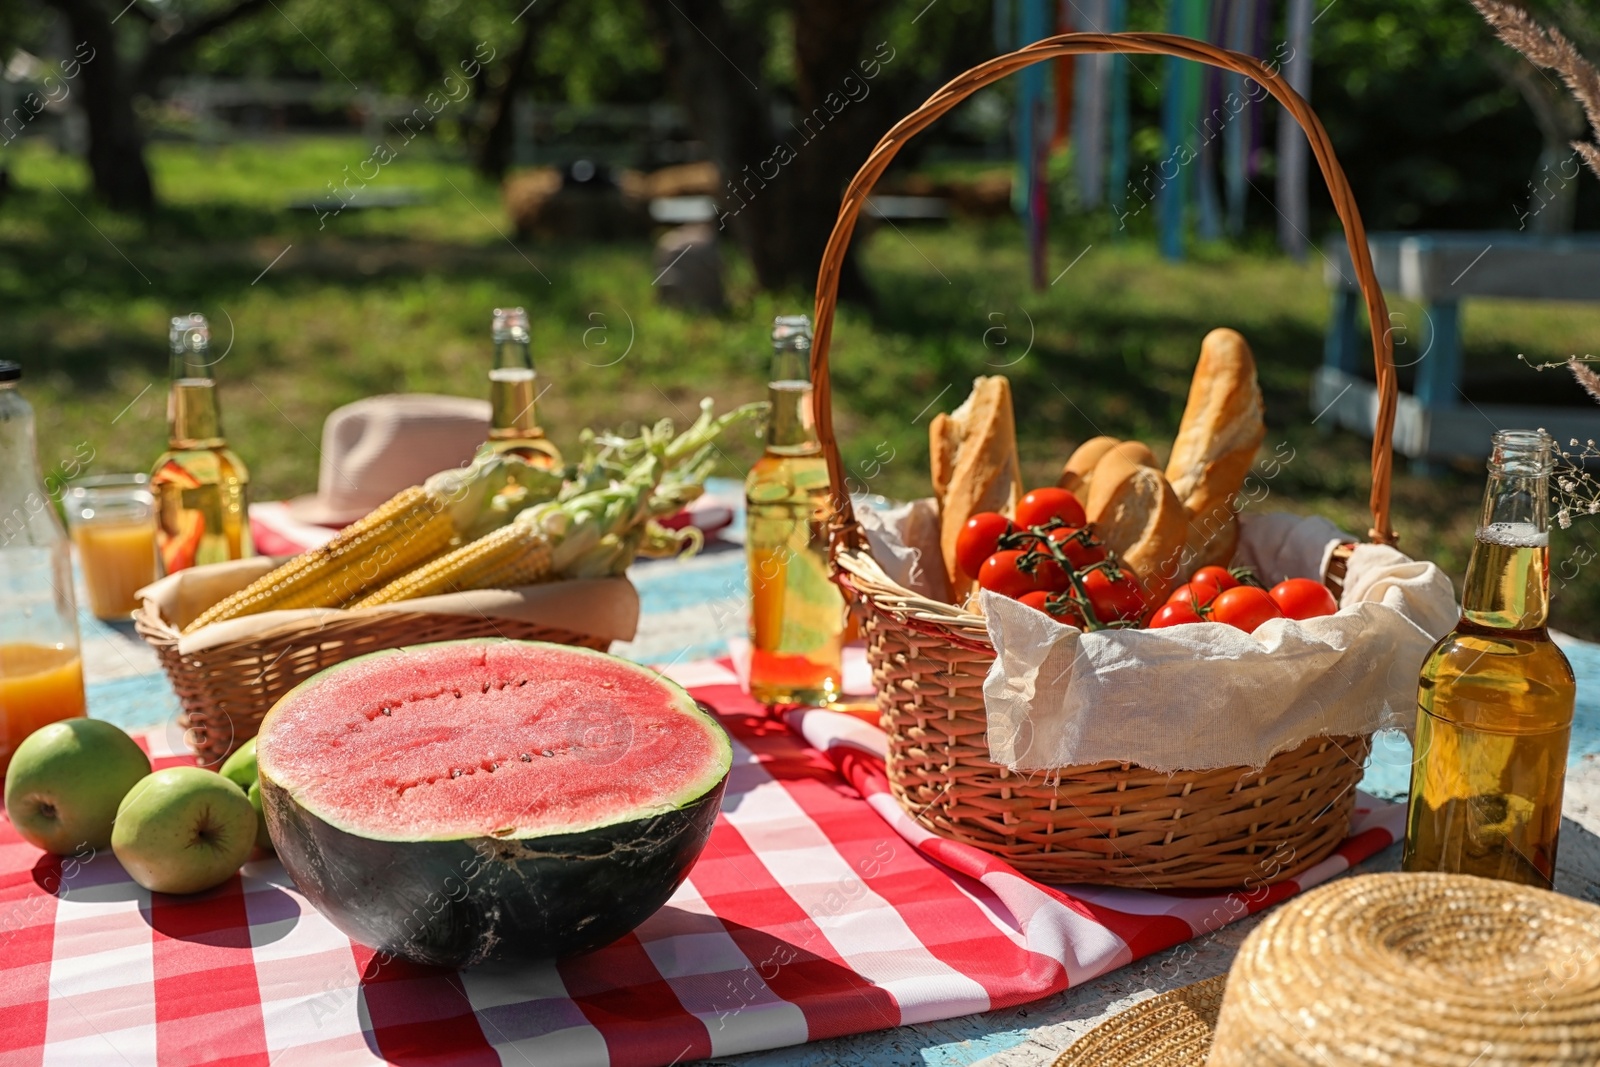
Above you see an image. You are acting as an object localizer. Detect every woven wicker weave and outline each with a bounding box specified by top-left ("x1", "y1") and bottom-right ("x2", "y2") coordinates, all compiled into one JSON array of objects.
[
  {"x1": 1208, "y1": 873, "x2": 1600, "y2": 1066},
  {"x1": 1054, "y1": 975, "x2": 1225, "y2": 1067},
  {"x1": 809, "y1": 33, "x2": 1398, "y2": 888},
  {"x1": 1059, "y1": 873, "x2": 1600, "y2": 1066},
  {"x1": 135, "y1": 602, "x2": 610, "y2": 767}
]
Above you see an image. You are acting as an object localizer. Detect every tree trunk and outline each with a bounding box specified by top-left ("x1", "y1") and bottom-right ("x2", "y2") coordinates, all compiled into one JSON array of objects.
[
  {"x1": 775, "y1": 0, "x2": 892, "y2": 300},
  {"x1": 1490, "y1": 52, "x2": 1585, "y2": 235},
  {"x1": 653, "y1": 0, "x2": 892, "y2": 301},
  {"x1": 52, "y1": 0, "x2": 154, "y2": 212},
  {"x1": 1530, "y1": 140, "x2": 1580, "y2": 235},
  {"x1": 473, "y1": 10, "x2": 544, "y2": 181}
]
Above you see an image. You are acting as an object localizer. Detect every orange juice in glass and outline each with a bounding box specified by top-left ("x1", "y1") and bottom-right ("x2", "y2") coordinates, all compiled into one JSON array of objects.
[
  {"x1": 0, "y1": 644, "x2": 86, "y2": 776},
  {"x1": 64, "y1": 475, "x2": 157, "y2": 620}
]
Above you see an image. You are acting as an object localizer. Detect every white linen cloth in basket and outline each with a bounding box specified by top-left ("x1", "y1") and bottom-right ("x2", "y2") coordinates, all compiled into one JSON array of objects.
[{"x1": 859, "y1": 506, "x2": 1457, "y2": 773}]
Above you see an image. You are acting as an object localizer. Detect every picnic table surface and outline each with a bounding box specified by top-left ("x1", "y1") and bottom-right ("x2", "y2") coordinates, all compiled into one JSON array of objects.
[{"x1": 70, "y1": 481, "x2": 1600, "y2": 1067}]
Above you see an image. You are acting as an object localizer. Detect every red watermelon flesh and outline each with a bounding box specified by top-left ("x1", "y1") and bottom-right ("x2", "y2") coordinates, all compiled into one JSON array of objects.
[{"x1": 257, "y1": 641, "x2": 730, "y2": 842}]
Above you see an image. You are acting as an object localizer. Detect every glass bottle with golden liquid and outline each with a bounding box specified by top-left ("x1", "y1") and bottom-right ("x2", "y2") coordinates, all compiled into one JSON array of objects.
[
  {"x1": 483, "y1": 307, "x2": 562, "y2": 469},
  {"x1": 150, "y1": 314, "x2": 253, "y2": 575},
  {"x1": 745, "y1": 315, "x2": 844, "y2": 706},
  {"x1": 1403, "y1": 429, "x2": 1575, "y2": 889}
]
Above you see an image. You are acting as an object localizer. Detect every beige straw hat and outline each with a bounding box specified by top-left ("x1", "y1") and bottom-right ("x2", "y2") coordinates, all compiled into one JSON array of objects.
[
  {"x1": 287, "y1": 394, "x2": 491, "y2": 525},
  {"x1": 1056, "y1": 872, "x2": 1600, "y2": 1067}
]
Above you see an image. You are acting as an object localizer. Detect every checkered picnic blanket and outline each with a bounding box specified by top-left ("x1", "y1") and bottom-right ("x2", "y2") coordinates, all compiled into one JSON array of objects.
[{"x1": 0, "y1": 659, "x2": 1402, "y2": 1066}]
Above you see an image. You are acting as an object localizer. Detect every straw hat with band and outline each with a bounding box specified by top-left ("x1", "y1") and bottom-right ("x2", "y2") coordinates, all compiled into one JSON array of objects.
[{"x1": 1056, "y1": 872, "x2": 1600, "y2": 1066}]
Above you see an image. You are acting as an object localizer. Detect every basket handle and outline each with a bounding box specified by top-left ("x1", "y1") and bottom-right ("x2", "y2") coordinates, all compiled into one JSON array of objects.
[{"x1": 810, "y1": 32, "x2": 1397, "y2": 551}]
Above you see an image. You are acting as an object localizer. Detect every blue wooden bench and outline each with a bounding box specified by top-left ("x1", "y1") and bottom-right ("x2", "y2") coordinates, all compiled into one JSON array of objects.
[{"x1": 1315, "y1": 231, "x2": 1600, "y2": 463}]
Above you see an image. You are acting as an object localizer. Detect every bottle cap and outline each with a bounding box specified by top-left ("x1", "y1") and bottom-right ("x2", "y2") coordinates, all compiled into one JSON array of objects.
[
  {"x1": 170, "y1": 313, "x2": 210, "y2": 355},
  {"x1": 493, "y1": 307, "x2": 530, "y2": 344},
  {"x1": 0, "y1": 361, "x2": 19, "y2": 382},
  {"x1": 771, "y1": 315, "x2": 811, "y2": 350}
]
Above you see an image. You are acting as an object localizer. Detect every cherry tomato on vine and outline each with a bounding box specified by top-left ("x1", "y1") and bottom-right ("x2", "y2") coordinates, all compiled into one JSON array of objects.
[
  {"x1": 1210, "y1": 586, "x2": 1283, "y2": 633},
  {"x1": 1015, "y1": 488, "x2": 1087, "y2": 530},
  {"x1": 1019, "y1": 590, "x2": 1085, "y2": 626},
  {"x1": 977, "y1": 550, "x2": 1038, "y2": 599},
  {"x1": 1083, "y1": 568, "x2": 1146, "y2": 624},
  {"x1": 1025, "y1": 551, "x2": 1072, "y2": 593},
  {"x1": 1168, "y1": 581, "x2": 1222, "y2": 611},
  {"x1": 1268, "y1": 578, "x2": 1338, "y2": 620},
  {"x1": 956, "y1": 513, "x2": 1014, "y2": 579},
  {"x1": 1191, "y1": 566, "x2": 1240, "y2": 592},
  {"x1": 1149, "y1": 601, "x2": 1204, "y2": 628},
  {"x1": 1046, "y1": 526, "x2": 1107, "y2": 569}
]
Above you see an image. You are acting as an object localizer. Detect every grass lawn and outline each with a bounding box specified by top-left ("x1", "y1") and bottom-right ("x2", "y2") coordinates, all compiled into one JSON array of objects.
[{"x1": 8, "y1": 135, "x2": 1600, "y2": 637}]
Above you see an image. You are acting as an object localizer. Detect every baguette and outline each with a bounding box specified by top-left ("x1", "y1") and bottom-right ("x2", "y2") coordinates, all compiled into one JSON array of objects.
[
  {"x1": 932, "y1": 376, "x2": 1023, "y2": 596},
  {"x1": 1059, "y1": 438, "x2": 1156, "y2": 498},
  {"x1": 1165, "y1": 328, "x2": 1264, "y2": 575},
  {"x1": 1087, "y1": 449, "x2": 1187, "y2": 607}
]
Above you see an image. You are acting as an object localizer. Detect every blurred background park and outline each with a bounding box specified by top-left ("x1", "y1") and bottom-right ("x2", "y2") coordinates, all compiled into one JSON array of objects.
[{"x1": 5, "y1": 0, "x2": 1600, "y2": 632}]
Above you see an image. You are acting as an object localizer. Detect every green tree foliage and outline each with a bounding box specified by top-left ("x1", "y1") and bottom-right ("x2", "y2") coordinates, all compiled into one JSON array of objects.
[{"x1": 1314, "y1": 0, "x2": 1598, "y2": 230}]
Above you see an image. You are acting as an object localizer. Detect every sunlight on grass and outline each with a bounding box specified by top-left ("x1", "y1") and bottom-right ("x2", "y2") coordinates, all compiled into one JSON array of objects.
[{"x1": 9, "y1": 134, "x2": 1600, "y2": 635}]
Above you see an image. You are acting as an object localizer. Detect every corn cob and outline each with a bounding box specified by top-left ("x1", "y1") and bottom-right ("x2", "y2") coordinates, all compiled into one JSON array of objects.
[
  {"x1": 183, "y1": 486, "x2": 454, "y2": 632},
  {"x1": 350, "y1": 521, "x2": 553, "y2": 606}
]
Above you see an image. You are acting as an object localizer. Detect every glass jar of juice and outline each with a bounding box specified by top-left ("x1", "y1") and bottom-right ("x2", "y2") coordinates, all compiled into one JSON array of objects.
[
  {"x1": 63, "y1": 475, "x2": 157, "y2": 621},
  {"x1": 0, "y1": 361, "x2": 87, "y2": 776}
]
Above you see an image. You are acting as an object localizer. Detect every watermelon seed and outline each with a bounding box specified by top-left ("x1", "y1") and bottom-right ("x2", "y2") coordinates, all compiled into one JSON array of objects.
[
  {"x1": 380, "y1": 707, "x2": 391, "y2": 716},
  {"x1": 517, "y1": 678, "x2": 527, "y2": 686},
  {"x1": 453, "y1": 689, "x2": 462, "y2": 698},
  {"x1": 541, "y1": 749, "x2": 554, "y2": 758},
  {"x1": 451, "y1": 768, "x2": 463, "y2": 778},
  {"x1": 482, "y1": 681, "x2": 490, "y2": 693},
  {"x1": 519, "y1": 753, "x2": 532, "y2": 762}
]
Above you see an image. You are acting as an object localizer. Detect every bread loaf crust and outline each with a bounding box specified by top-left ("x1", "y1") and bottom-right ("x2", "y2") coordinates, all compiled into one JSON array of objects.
[
  {"x1": 1108, "y1": 440, "x2": 1158, "y2": 471},
  {"x1": 1087, "y1": 449, "x2": 1187, "y2": 606},
  {"x1": 930, "y1": 413, "x2": 957, "y2": 501},
  {"x1": 1165, "y1": 328, "x2": 1264, "y2": 576},
  {"x1": 1059, "y1": 436, "x2": 1121, "y2": 496},
  {"x1": 1060, "y1": 438, "x2": 1156, "y2": 498},
  {"x1": 933, "y1": 376, "x2": 1023, "y2": 595}
]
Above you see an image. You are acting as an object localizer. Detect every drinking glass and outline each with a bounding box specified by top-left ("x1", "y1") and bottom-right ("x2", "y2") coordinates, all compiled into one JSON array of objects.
[{"x1": 63, "y1": 475, "x2": 158, "y2": 621}]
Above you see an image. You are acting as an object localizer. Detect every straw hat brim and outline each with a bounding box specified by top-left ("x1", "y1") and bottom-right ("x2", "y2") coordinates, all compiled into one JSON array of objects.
[
  {"x1": 285, "y1": 492, "x2": 371, "y2": 527},
  {"x1": 1053, "y1": 974, "x2": 1225, "y2": 1067}
]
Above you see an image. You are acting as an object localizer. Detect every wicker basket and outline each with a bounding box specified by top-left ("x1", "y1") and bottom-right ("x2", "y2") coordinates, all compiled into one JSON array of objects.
[
  {"x1": 135, "y1": 599, "x2": 613, "y2": 768},
  {"x1": 809, "y1": 32, "x2": 1400, "y2": 888}
]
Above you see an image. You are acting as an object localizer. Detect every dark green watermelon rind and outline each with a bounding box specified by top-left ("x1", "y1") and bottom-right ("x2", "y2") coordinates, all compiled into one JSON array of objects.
[
  {"x1": 260, "y1": 767, "x2": 727, "y2": 967},
  {"x1": 255, "y1": 639, "x2": 733, "y2": 843}
]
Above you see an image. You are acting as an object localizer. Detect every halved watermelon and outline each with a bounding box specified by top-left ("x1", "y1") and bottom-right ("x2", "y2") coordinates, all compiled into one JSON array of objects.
[{"x1": 256, "y1": 640, "x2": 730, "y2": 967}]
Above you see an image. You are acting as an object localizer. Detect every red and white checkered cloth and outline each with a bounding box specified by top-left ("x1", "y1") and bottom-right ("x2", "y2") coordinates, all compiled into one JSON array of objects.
[{"x1": 0, "y1": 659, "x2": 1402, "y2": 1066}]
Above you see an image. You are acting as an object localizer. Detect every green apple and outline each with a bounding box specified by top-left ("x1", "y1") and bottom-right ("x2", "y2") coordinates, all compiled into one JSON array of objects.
[
  {"x1": 111, "y1": 767, "x2": 255, "y2": 894},
  {"x1": 222, "y1": 739, "x2": 271, "y2": 852},
  {"x1": 5, "y1": 719, "x2": 151, "y2": 855},
  {"x1": 219, "y1": 737, "x2": 257, "y2": 791},
  {"x1": 246, "y1": 780, "x2": 273, "y2": 851}
]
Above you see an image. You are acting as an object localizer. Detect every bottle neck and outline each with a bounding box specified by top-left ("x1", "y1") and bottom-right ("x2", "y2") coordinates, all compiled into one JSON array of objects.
[
  {"x1": 0, "y1": 383, "x2": 30, "y2": 460},
  {"x1": 1460, "y1": 463, "x2": 1550, "y2": 632},
  {"x1": 493, "y1": 334, "x2": 535, "y2": 375},
  {"x1": 489, "y1": 336, "x2": 541, "y2": 439},
  {"x1": 0, "y1": 384, "x2": 69, "y2": 548},
  {"x1": 167, "y1": 377, "x2": 225, "y2": 449},
  {"x1": 0, "y1": 383, "x2": 39, "y2": 504},
  {"x1": 765, "y1": 342, "x2": 818, "y2": 454}
]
